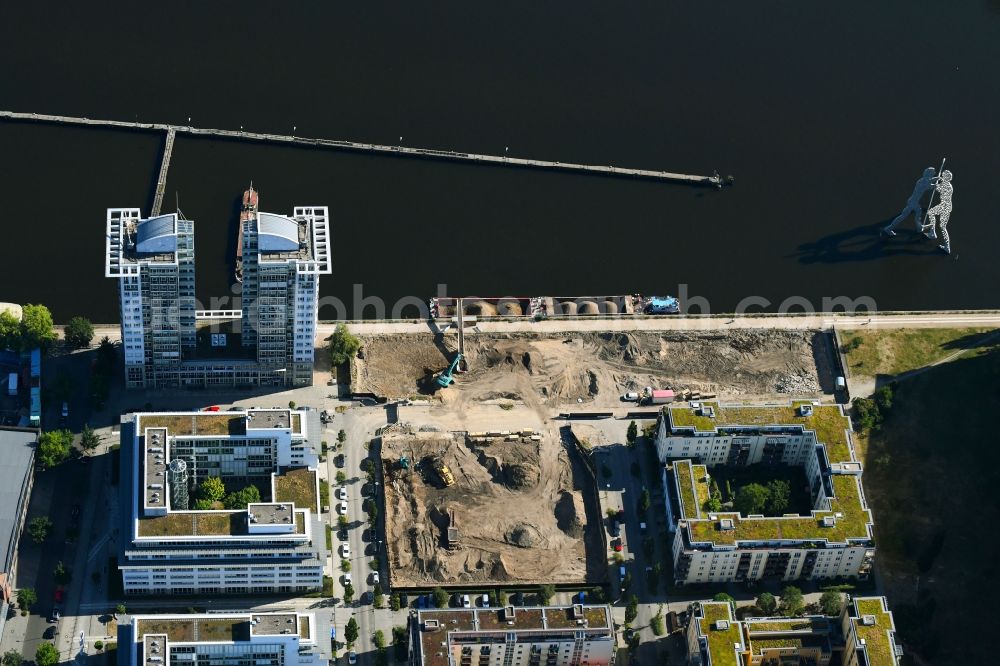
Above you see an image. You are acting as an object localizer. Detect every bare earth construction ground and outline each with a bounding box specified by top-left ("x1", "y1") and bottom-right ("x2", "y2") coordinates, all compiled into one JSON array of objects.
[
  {"x1": 381, "y1": 427, "x2": 601, "y2": 587},
  {"x1": 355, "y1": 329, "x2": 827, "y2": 406}
]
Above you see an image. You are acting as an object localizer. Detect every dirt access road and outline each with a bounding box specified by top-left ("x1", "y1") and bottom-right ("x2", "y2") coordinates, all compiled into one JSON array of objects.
[{"x1": 354, "y1": 329, "x2": 829, "y2": 409}]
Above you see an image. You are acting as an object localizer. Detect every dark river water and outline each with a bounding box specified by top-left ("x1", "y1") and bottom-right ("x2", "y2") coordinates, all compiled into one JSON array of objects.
[{"x1": 1, "y1": 1, "x2": 999, "y2": 321}]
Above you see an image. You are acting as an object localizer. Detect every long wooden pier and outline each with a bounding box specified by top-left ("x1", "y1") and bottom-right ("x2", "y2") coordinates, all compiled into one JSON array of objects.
[
  {"x1": 151, "y1": 127, "x2": 176, "y2": 216},
  {"x1": 0, "y1": 109, "x2": 726, "y2": 187}
]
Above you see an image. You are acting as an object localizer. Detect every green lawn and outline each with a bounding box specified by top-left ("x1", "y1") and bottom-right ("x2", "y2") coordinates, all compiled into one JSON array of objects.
[
  {"x1": 861, "y1": 345, "x2": 1000, "y2": 664},
  {"x1": 841, "y1": 327, "x2": 999, "y2": 377}
]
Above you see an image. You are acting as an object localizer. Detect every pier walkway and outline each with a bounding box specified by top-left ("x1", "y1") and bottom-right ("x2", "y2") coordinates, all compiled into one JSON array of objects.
[
  {"x1": 151, "y1": 127, "x2": 176, "y2": 216},
  {"x1": 0, "y1": 109, "x2": 724, "y2": 187}
]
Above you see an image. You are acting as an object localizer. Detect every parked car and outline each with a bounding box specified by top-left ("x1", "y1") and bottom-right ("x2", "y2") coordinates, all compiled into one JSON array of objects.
[
  {"x1": 335, "y1": 454, "x2": 346, "y2": 468},
  {"x1": 480, "y1": 594, "x2": 490, "y2": 608},
  {"x1": 462, "y1": 595, "x2": 471, "y2": 608},
  {"x1": 340, "y1": 544, "x2": 351, "y2": 558},
  {"x1": 611, "y1": 538, "x2": 623, "y2": 552},
  {"x1": 336, "y1": 487, "x2": 348, "y2": 501},
  {"x1": 621, "y1": 392, "x2": 639, "y2": 402},
  {"x1": 50, "y1": 607, "x2": 60, "y2": 623},
  {"x1": 371, "y1": 571, "x2": 380, "y2": 585},
  {"x1": 348, "y1": 651, "x2": 357, "y2": 665},
  {"x1": 336, "y1": 502, "x2": 348, "y2": 516},
  {"x1": 61, "y1": 402, "x2": 68, "y2": 418},
  {"x1": 343, "y1": 573, "x2": 352, "y2": 587},
  {"x1": 338, "y1": 529, "x2": 348, "y2": 541}
]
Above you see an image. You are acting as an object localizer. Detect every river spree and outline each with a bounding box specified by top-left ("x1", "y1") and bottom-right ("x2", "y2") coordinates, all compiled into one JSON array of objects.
[{"x1": 1, "y1": 1, "x2": 998, "y2": 320}]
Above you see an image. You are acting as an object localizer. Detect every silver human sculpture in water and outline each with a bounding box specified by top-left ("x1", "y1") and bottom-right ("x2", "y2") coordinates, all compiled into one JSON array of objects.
[
  {"x1": 884, "y1": 167, "x2": 936, "y2": 236},
  {"x1": 925, "y1": 169, "x2": 954, "y2": 254}
]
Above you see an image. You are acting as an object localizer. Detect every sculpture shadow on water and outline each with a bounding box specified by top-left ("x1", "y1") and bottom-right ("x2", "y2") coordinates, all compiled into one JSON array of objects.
[{"x1": 791, "y1": 219, "x2": 942, "y2": 265}]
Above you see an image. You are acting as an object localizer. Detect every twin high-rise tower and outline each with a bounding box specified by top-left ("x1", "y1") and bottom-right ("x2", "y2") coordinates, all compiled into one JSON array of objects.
[{"x1": 104, "y1": 190, "x2": 331, "y2": 388}]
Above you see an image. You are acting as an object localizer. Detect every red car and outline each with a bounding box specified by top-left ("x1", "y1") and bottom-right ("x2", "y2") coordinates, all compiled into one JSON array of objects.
[
  {"x1": 611, "y1": 539, "x2": 623, "y2": 552},
  {"x1": 203, "y1": 405, "x2": 221, "y2": 412},
  {"x1": 54, "y1": 587, "x2": 64, "y2": 603}
]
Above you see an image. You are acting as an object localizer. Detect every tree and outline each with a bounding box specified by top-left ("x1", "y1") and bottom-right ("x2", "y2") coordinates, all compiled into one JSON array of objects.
[
  {"x1": 626, "y1": 421, "x2": 638, "y2": 447},
  {"x1": 336, "y1": 471, "x2": 347, "y2": 484},
  {"x1": 433, "y1": 587, "x2": 449, "y2": 608},
  {"x1": 538, "y1": 584, "x2": 555, "y2": 606},
  {"x1": 2, "y1": 650, "x2": 23, "y2": 666},
  {"x1": 852, "y1": 396, "x2": 880, "y2": 432},
  {"x1": 223, "y1": 484, "x2": 260, "y2": 509},
  {"x1": 345, "y1": 618, "x2": 359, "y2": 645},
  {"x1": 373, "y1": 630, "x2": 386, "y2": 649},
  {"x1": 37, "y1": 430, "x2": 73, "y2": 469},
  {"x1": 819, "y1": 590, "x2": 844, "y2": 616},
  {"x1": 638, "y1": 488, "x2": 651, "y2": 515},
  {"x1": 338, "y1": 429, "x2": 347, "y2": 444},
  {"x1": 625, "y1": 595, "x2": 639, "y2": 624},
  {"x1": 780, "y1": 586, "x2": 805, "y2": 616},
  {"x1": 390, "y1": 593, "x2": 401, "y2": 611},
  {"x1": 94, "y1": 641, "x2": 104, "y2": 651},
  {"x1": 20, "y1": 305, "x2": 57, "y2": 351},
  {"x1": 29, "y1": 516, "x2": 52, "y2": 543},
  {"x1": 498, "y1": 590, "x2": 508, "y2": 607},
  {"x1": 343, "y1": 584, "x2": 355, "y2": 604},
  {"x1": 341, "y1": 559, "x2": 351, "y2": 573},
  {"x1": 96, "y1": 337, "x2": 117, "y2": 373},
  {"x1": 16, "y1": 588, "x2": 37, "y2": 612},
  {"x1": 0, "y1": 312, "x2": 20, "y2": 351},
  {"x1": 328, "y1": 324, "x2": 362, "y2": 367},
  {"x1": 650, "y1": 605, "x2": 665, "y2": 636},
  {"x1": 374, "y1": 583, "x2": 384, "y2": 609},
  {"x1": 193, "y1": 499, "x2": 215, "y2": 510},
  {"x1": 53, "y1": 561, "x2": 71, "y2": 585},
  {"x1": 393, "y1": 626, "x2": 409, "y2": 660},
  {"x1": 734, "y1": 483, "x2": 770, "y2": 516},
  {"x1": 80, "y1": 424, "x2": 100, "y2": 451},
  {"x1": 34, "y1": 643, "x2": 58, "y2": 666},
  {"x1": 338, "y1": 515, "x2": 349, "y2": 529},
  {"x1": 64, "y1": 316, "x2": 95, "y2": 349},
  {"x1": 288, "y1": 400, "x2": 296, "y2": 409},
  {"x1": 756, "y1": 592, "x2": 777, "y2": 615},
  {"x1": 199, "y1": 476, "x2": 226, "y2": 503},
  {"x1": 116, "y1": 603, "x2": 127, "y2": 616},
  {"x1": 765, "y1": 479, "x2": 790, "y2": 515},
  {"x1": 712, "y1": 592, "x2": 734, "y2": 604}
]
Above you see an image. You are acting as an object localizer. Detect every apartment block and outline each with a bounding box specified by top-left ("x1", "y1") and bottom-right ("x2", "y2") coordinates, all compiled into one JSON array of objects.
[
  {"x1": 117, "y1": 409, "x2": 325, "y2": 595},
  {"x1": 119, "y1": 612, "x2": 323, "y2": 666},
  {"x1": 686, "y1": 598, "x2": 901, "y2": 665},
  {"x1": 412, "y1": 605, "x2": 615, "y2": 666},
  {"x1": 655, "y1": 402, "x2": 875, "y2": 586},
  {"x1": 105, "y1": 199, "x2": 330, "y2": 389}
]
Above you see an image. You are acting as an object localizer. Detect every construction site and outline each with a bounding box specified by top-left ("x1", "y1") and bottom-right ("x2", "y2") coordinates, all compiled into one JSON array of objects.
[
  {"x1": 353, "y1": 329, "x2": 830, "y2": 408},
  {"x1": 380, "y1": 425, "x2": 604, "y2": 588}
]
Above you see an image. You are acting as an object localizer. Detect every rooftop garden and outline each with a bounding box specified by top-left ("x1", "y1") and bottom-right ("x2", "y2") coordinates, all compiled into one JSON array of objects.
[
  {"x1": 137, "y1": 618, "x2": 244, "y2": 643},
  {"x1": 666, "y1": 402, "x2": 854, "y2": 464},
  {"x1": 699, "y1": 603, "x2": 742, "y2": 666},
  {"x1": 140, "y1": 414, "x2": 244, "y2": 437},
  {"x1": 674, "y1": 461, "x2": 699, "y2": 519},
  {"x1": 751, "y1": 637, "x2": 805, "y2": 651},
  {"x1": 686, "y1": 474, "x2": 871, "y2": 545},
  {"x1": 748, "y1": 619, "x2": 820, "y2": 633},
  {"x1": 137, "y1": 511, "x2": 243, "y2": 537},
  {"x1": 693, "y1": 465, "x2": 711, "y2": 511},
  {"x1": 582, "y1": 606, "x2": 608, "y2": 629},
  {"x1": 298, "y1": 616, "x2": 310, "y2": 640},
  {"x1": 274, "y1": 467, "x2": 318, "y2": 512},
  {"x1": 853, "y1": 598, "x2": 896, "y2": 665}
]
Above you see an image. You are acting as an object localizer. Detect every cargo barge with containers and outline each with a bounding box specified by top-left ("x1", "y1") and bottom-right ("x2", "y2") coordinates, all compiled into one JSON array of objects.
[{"x1": 429, "y1": 294, "x2": 680, "y2": 320}]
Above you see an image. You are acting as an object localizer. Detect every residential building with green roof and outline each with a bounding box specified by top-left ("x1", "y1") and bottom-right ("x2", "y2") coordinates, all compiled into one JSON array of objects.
[
  {"x1": 656, "y1": 402, "x2": 875, "y2": 586},
  {"x1": 687, "y1": 597, "x2": 900, "y2": 665}
]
